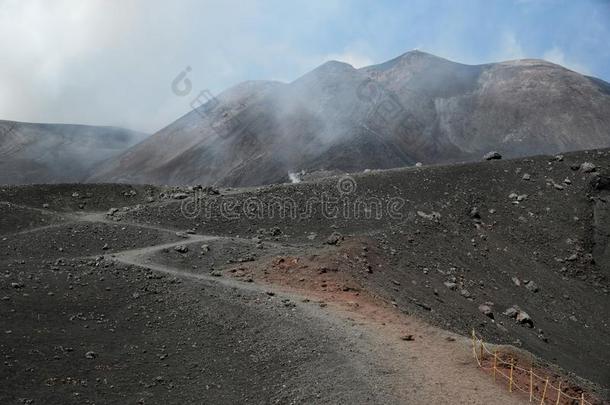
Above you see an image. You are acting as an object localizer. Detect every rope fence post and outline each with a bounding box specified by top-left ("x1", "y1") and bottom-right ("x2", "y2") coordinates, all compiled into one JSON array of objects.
[
  {"x1": 509, "y1": 357, "x2": 514, "y2": 393},
  {"x1": 540, "y1": 377, "x2": 549, "y2": 405},
  {"x1": 480, "y1": 339, "x2": 484, "y2": 363},
  {"x1": 529, "y1": 367, "x2": 533, "y2": 402},
  {"x1": 581, "y1": 392, "x2": 585, "y2": 405},
  {"x1": 555, "y1": 381, "x2": 561, "y2": 405},
  {"x1": 471, "y1": 329, "x2": 477, "y2": 364},
  {"x1": 493, "y1": 350, "x2": 497, "y2": 382}
]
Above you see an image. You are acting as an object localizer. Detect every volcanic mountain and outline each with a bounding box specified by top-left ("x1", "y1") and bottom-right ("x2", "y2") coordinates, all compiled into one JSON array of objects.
[
  {"x1": 0, "y1": 120, "x2": 147, "y2": 184},
  {"x1": 90, "y1": 50, "x2": 610, "y2": 186}
]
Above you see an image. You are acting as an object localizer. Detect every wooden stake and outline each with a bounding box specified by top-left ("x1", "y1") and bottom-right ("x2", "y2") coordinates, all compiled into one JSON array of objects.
[
  {"x1": 509, "y1": 358, "x2": 514, "y2": 392},
  {"x1": 480, "y1": 340, "x2": 484, "y2": 362},
  {"x1": 530, "y1": 368, "x2": 534, "y2": 402},
  {"x1": 471, "y1": 329, "x2": 477, "y2": 364},
  {"x1": 493, "y1": 350, "x2": 497, "y2": 382},
  {"x1": 555, "y1": 381, "x2": 561, "y2": 405},
  {"x1": 581, "y1": 393, "x2": 585, "y2": 405},
  {"x1": 540, "y1": 378, "x2": 549, "y2": 405}
]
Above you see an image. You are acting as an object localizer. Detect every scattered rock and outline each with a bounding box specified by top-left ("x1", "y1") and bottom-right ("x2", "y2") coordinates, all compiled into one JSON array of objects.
[
  {"x1": 580, "y1": 162, "x2": 596, "y2": 173},
  {"x1": 459, "y1": 289, "x2": 471, "y2": 298},
  {"x1": 503, "y1": 306, "x2": 520, "y2": 318},
  {"x1": 483, "y1": 151, "x2": 502, "y2": 160},
  {"x1": 174, "y1": 245, "x2": 188, "y2": 253},
  {"x1": 443, "y1": 281, "x2": 457, "y2": 290},
  {"x1": 171, "y1": 193, "x2": 189, "y2": 200},
  {"x1": 469, "y1": 207, "x2": 481, "y2": 219},
  {"x1": 504, "y1": 305, "x2": 533, "y2": 327},
  {"x1": 478, "y1": 304, "x2": 494, "y2": 319},
  {"x1": 516, "y1": 311, "x2": 534, "y2": 328},
  {"x1": 326, "y1": 231, "x2": 343, "y2": 245},
  {"x1": 400, "y1": 334, "x2": 415, "y2": 341},
  {"x1": 85, "y1": 351, "x2": 97, "y2": 359},
  {"x1": 525, "y1": 280, "x2": 539, "y2": 293},
  {"x1": 522, "y1": 173, "x2": 531, "y2": 181}
]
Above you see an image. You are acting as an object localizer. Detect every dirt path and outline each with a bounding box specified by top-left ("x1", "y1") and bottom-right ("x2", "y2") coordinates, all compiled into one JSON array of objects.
[{"x1": 88, "y1": 215, "x2": 527, "y2": 404}]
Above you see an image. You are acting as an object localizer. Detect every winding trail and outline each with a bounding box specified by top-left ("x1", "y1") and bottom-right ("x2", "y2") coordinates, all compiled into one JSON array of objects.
[
  {"x1": 62, "y1": 211, "x2": 526, "y2": 404},
  {"x1": 3, "y1": 207, "x2": 526, "y2": 404}
]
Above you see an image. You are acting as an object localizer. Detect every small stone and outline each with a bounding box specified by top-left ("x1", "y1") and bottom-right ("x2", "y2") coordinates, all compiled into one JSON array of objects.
[
  {"x1": 503, "y1": 306, "x2": 520, "y2": 318},
  {"x1": 522, "y1": 173, "x2": 531, "y2": 181},
  {"x1": 326, "y1": 231, "x2": 343, "y2": 245},
  {"x1": 443, "y1": 281, "x2": 457, "y2": 290},
  {"x1": 483, "y1": 151, "x2": 502, "y2": 160},
  {"x1": 85, "y1": 351, "x2": 97, "y2": 359},
  {"x1": 478, "y1": 304, "x2": 494, "y2": 319},
  {"x1": 516, "y1": 311, "x2": 533, "y2": 328},
  {"x1": 174, "y1": 245, "x2": 188, "y2": 253},
  {"x1": 525, "y1": 280, "x2": 539, "y2": 293},
  {"x1": 580, "y1": 162, "x2": 596, "y2": 173},
  {"x1": 469, "y1": 207, "x2": 481, "y2": 219},
  {"x1": 400, "y1": 334, "x2": 415, "y2": 341}
]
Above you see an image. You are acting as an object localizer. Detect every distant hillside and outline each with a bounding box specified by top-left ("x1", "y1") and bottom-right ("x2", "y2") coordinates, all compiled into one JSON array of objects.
[
  {"x1": 84, "y1": 50, "x2": 608, "y2": 186},
  {"x1": 0, "y1": 120, "x2": 147, "y2": 184}
]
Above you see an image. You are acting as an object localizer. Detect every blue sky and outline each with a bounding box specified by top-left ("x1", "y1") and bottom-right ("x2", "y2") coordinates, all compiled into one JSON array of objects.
[{"x1": 0, "y1": 0, "x2": 608, "y2": 132}]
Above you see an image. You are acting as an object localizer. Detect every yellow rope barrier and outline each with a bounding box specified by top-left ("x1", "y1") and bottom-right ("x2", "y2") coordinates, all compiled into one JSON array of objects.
[
  {"x1": 540, "y1": 378, "x2": 549, "y2": 405},
  {"x1": 470, "y1": 329, "x2": 594, "y2": 405}
]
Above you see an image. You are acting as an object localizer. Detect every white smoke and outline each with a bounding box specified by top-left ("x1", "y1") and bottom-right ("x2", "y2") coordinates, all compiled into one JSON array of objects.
[{"x1": 288, "y1": 171, "x2": 302, "y2": 183}]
